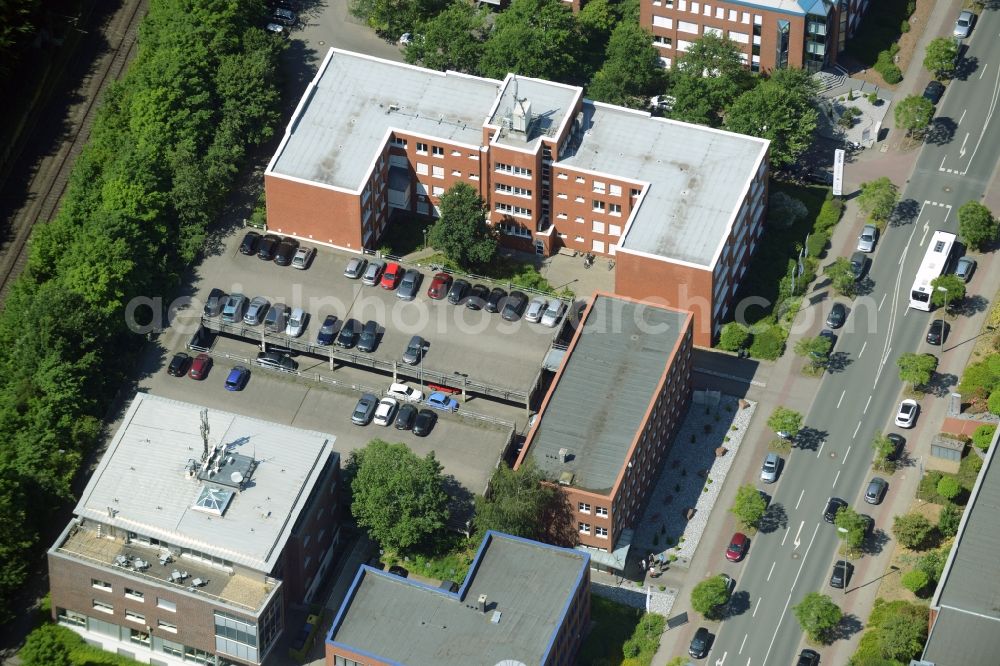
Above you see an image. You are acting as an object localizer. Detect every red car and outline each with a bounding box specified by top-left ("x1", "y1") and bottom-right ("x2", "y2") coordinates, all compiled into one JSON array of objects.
[
  {"x1": 426, "y1": 272, "x2": 453, "y2": 300},
  {"x1": 725, "y1": 532, "x2": 749, "y2": 562},
  {"x1": 188, "y1": 353, "x2": 212, "y2": 380},
  {"x1": 380, "y1": 262, "x2": 402, "y2": 289}
]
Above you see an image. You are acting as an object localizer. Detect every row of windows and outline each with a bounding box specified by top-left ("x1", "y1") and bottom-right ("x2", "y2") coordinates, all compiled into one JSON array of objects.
[
  {"x1": 89, "y1": 600, "x2": 178, "y2": 631},
  {"x1": 654, "y1": 0, "x2": 759, "y2": 24},
  {"x1": 578, "y1": 523, "x2": 609, "y2": 537},
  {"x1": 578, "y1": 502, "x2": 609, "y2": 516},
  {"x1": 497, "y1": 222, "x2": 532, "y2": 238},
  {"x1": 495, "y1": 202, "x2": 532, "y2": 219},
  {"x1": 391, "y1": 137, "x2": 478, "y2": 161},
  {"x1": 496, "y1": 162, "x2": 532, "y2": 177},
  {"x1": 495, "y1": 183, "x2": 532, "y2": 198},
  {"x1": 91, "y1": 580, "x2": 177, "y2": 611}
]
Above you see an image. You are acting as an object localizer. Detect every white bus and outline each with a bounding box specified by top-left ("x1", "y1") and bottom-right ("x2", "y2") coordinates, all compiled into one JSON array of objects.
[{"x1": 909, "y1": 230, "x2": 957, "y2": 310}]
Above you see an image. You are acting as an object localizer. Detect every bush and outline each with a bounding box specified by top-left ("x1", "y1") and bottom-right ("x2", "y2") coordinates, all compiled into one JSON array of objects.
[
  {"x1": 767, "y1": 191, "x2": 809, "y2": 228},
  {"x1": 938, "y1": 504, "x2": 961, "y2": 537},
  {"x1": 901, "y1": 20, "x2": 910, "y2": 33},
  {"x1": 875, "y1": 48, "x2": 903, "y2": 84},
  {"x1": 892, "y1": 512, "x2": 935, "y2": 550},
  {"x1": 901, "y1": 569, "x2": 929, "y2": 595},
  {"x1": 718, "y1": 322, "x2": 750, "y2": 352},
  {"x1": 749, "y1": 325, "x2": 786, "y2": 360},
  {"x1": 806, "y1": 230, "x2": 830, "y2": 258},
  {"x1": 815, "y1": 197, "x2": 844, "y2": 232},
  {"x1": 990, "y1": 390, "x2": 1000, "y2": 415},
  {"x1": 972, "y1": 424, "x2": 996, "y2": 451},
  {"x1": 937, "y1": 476, "x2": 961, "y2": 501}
]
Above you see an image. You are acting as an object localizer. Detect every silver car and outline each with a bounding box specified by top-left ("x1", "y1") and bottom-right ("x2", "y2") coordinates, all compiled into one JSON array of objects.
[
  {"x1": 857, "y1": 224, "x2": 878, "y2": 253},
  {"x1": 525, "y1": 296, "x2": 547, "y2": 323},
  {"x1": 221, "y1": 293, "x2": 247, "y2": 323},
  {"x1": 344, "y1": 256, "x2": 367, "y2": 279},
  {"x1": 243, "y1": 296, "x2": 270, "y2": 326},
  {"x1": 397, "y1": 269, "x2": 422, "y2": 300},
  {"x1": 954, "y1": 10, "x2": 974, "y2": 39},
  {"x1": 954, "y1": 256, "x2": 976, "y2": 282},
  {"x1": 540, "y1": 299, "x2": 567, "y2": 327},
  {"x1": 362, "y1": 259, "x2": 386, "y2": 286},
  {"x1": 402, "y1": 335, "x2": 426, "y2": 365},
  {"x1": 285, "y1": 308, "x2": 306, "y2": 337},
  {"x1": 264, "y1": 303, "x2": 289, "y2": 333},
  {"x1": 760, "y1": 453, "x2": 781, "y2": 483}
]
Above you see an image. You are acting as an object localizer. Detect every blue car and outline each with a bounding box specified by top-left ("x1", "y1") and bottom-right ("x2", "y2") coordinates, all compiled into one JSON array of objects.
[
  {"x1": 426, "y1": 391, "x2": 458, "y2": 412},
  {"x1": 224, "y1": 366, "x2": 250, "y2": 391},
  {"x1": 316, "y1": 315, "x2": 338, "y2": 346}
]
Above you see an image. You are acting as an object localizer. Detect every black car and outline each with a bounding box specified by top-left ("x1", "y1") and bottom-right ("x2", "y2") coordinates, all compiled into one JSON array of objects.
[
  {"x1": 466, "y1": 284, "x2": 490, "y2": 310},
  {"x1": 885, "y1": 433, "x2": 905, "y2": 461},
  {"x1": 811, "y1": 328, "x2": 836, "y2": 361},
  {"x1": 395, "y1": 403, "x2": 418, "y2": 430},
  {"x1": 203, "y1": 288, "x2": 227, "y2": 318},
  {"x1": 357, "y1": 320, "x2": 379, "y2": 353},
  {"x1": 273, "y1": 237, "x2": 299, "y2": 266},
  {"x1": 926, "y1": 319, "x2": 949, "y2": 345},
  {"x1": 823, "y1": 497, "x2": 847, "y2": 523},
  {"x1": 387, "y1": 565, "x2": 408, "y2": 578},
  {"x1": 168, "y1": 352, "x2": 191, "y2": 377},
  {"x1": 447, "y1": 279, "x2": 471, "y2": 304},
  {"x1": 257, "y1": 233, "x2": 281, "y2": 260},
  {"x1": 336, "y1": 318, "x2": 361, "y2": 348},
  {"x1": 239, "y1": 231, "x2": 261, "y2": 255},
  {"x1": 413, "y1": 409, "x2": 437, "y2": 437},
  {"x1": 485, "y1": 287, "x2": 507, "y2": 313},
  {"x1": 859, "y1": 513, "x2": 875, "y2": 538},
  {"x1": 796, "y1": 648, "x2": 820, "y2": 666},
  {"x1": 501, "y1": 290, "x2": 529, "y2": 321},
  {"x1": 923, "y1": 80, "x2": 945, "y2": 105},
  {"x1": 830, "y1": 560, "x2": 853, "y2": 589},
  {"x1": 850, "y1": 251, "x2": 867, "y2": 281},
  {"x1": 316, "y1": 315, "x2": 338, "y2": 346},
  {"x1": 689, "y1": 627, "x2": 711, "y2": 659},
  {"x1": 826, "y1": 302, "x2": 847, "y2": 329}
]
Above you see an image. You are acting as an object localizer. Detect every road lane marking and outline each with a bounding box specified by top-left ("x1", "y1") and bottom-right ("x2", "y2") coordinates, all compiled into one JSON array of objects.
[
  {"x1": 781, "y1": 527, "x2": 790, "y2": 546},
  {"x1": 920, "y1": 221, "x2": 931, "y2": 246},
  {"x1": 765, "y1": 524, "x2": 821, "y2": 664},
  {"x1": 793, "y1": 521, "x2": 805, "y2": 549},
  {"x1": 960, "y1": 60, "x2": 1000, "y2": 175},
  {"x1": 864, "y1": 394, "x2": 872, "y2": 413},
  {"x1": 879, "y1": 293, "x2": 887, "y2": 310},
  {"x1": 816, "y1": 440, "x2": 825, "y2": 458},
  {"x1": 767, "y1": 560, "x2": 776, "y2": 580},
  {"x1": 739, "y1": 634, "x2": 748, "y2": 654},
  {"x1": 715, "y1": 651, "x2": 727, "y2": 666},
  {"x1": 960, "y1": 132, "x2": 970, "y2": 158},
  {"x1": 843, "y1": 445, "x2": 852, "y2": 464},
  {"x1": 753, "y1": 597, "x2": 761, "y2": 617},
  {"x1": 792, "y1": 523, "x2": 821, "y2": 589},
  {"x1": 795, "y1": 488, "x2": 805, "y2": 509},
  {"x1": 859, "y1": 341, "x2": 867, "y2": 358},
  {"x1": 959, "y1": 108, "x2": 967, "y2": 124},
  {"x1": 853, "y1": 420, "x2": 862, "y2": 438},
  {"x1": 837, "y1": 390, "x2": 845, "y2": 408},
  {"x1": 981, "y1": 62, "x2": 989, "y2": 79},
  {"x1": 939, "y1": 156, "x2": 947, "y2": 172},
  {"x1": 833, "y1": 469, "x2": 841, "y2": 487}
]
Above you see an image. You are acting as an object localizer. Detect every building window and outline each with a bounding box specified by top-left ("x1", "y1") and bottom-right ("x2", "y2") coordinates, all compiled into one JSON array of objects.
[
  {"x1": 557, "y1": 172, "x2": 568, "y2": 180},
  {"x1": 92, "y1": 579, "x2": 112, "y2": 592},
  {"x1": 596, "y1": 506, "x2": 609, "y2": 517},
  {"x1": 742, "y1": 11, "x2": 750, "y2": 23},
  {"x1": 596, "y1": 526, "x2": 608, "y2": 538},
  {"x1": 496, "y1": 183, "x2": 532, "y2": 198},
  {"x1": 157, "y1": 598, "x2": 176, "y2": 612},
  {"x1": 652, "y1": 15, "x2": 673, "y2": 29},
  {"x1": 575, "y1": 216, "x2": 584, "y2": 223},
  {"x1": 495, "y1": 203, "x2": 532, "y2": 219},
  {"x1": 432, "y1": 165, "x2": 444, "y2": 179},
  {"x1": 609, "y1": 184, "x2": 622, "y2": 196},
  {"x1": 557, "y1": 192, "x2": 568, "y2": 199},
  {"x1": 390, "y1": 137, "x2": 407, "y2": 148},
  {"x1": 125, "y1": 609, "x2": 145, "y2": 624},
  {"x1": 691, "y1": 2, "x2": 698, "y2": 12},
  {"x1": 593, "y1": 180, "x2": 606, "y2": 193},
  {"x1": 728, "y1": 31, "x2": 749, "y2": 44},
  {"x1": 496, "y1": 162, "x2": 532, "y2": 177},
  {"x1": 575, "y1": 236, "x2": 585, "y2": 243},
  {"x1": 754, "y1": 14, "x2": 762, "y2": 25},
  {"x1": 703, "y1": 4, "x2": 711, "y2": 16},
  {"x1": 728, "y1": 9, "x2": 737, "y2": 21},
  {"x1": 704, "y1": 26, "x2": 722, "y2": 37},
  {"x1": 775, "y1": 19, "x2": 790, "y2": 69},
  {"x1": 631, "y1": 188, "x2": 642, "y2": 198},
  {"x1": 432, "y1": 186, "x2": 445, "y2": 196},
  {"x1": 654, "y1": 35, "x2": 672, "y2": 47},
  {"x1": 416, "y1": 162, "x2": 428, "y2": 176},
  {"x1": 451, "y1": 150, "x2": 462, "y2": 156},
  {"x1": 432, "y1": 146, "x2": 444, "y2": 157},
  {"x1": 124, "y1": 588, "x2": 144, "y2": 602},
  {"x1": 451, "y1": 169, "x2": 461, "y2": 177},
  {"x1": 161, "y1": 639, "x2": 183, "y2": 656},
  {"x1": 469, "y1": 172, "x2": 479, "y2": 181},
  {"x1": 592, "y1": 200, "x2": 605, "y2": 212},
  {"x1": 92, "y1": 600, "x2": 113, "y2": 614},
  {"x1": 416, "y1": 142, "x2": 428, "y2": 155},
  {"x1": 609, "y1": 224, "x2": 622, "y2": 236},
  {"x1": 716, "y1": 6, "x2": 724, "y2": 18},
  {"x1": 215, "y1": 611, "x2": 260, "y2": 662},
  {"x1": 609, "y1": 203, "x2": 622, "y2": 216},
  {"x1": 497, "y1": 222, "x2": 532, "y2": 238},
  {"x1": 579, "y1": 502, "x2": 591, "y2": 514},
  {"x1": 678, "y1": 20, "x2": 699, "y2": 34},
  {"x1": 579, "y1": 523, "x2": 591, "y2": 534},
  {"x1": 592, "y1": 220, "x2": 605, "y2": 233},
  {"x1": 335, "y1": 658, "x2": 367, "y2": 666}
]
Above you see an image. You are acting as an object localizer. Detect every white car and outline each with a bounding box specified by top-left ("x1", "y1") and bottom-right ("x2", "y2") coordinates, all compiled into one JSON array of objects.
[
  {"x1": 387, "y1": 382, "x2": 423, "y2": 403},
  {"x1": 285, "y1": 308, "x2": 306, "y2": 337},
  {"x1": 373, "y1": 397, "x2": 398, "y2": 426},
  {"x1": 540, "y1": 299, "x2": 567, "y2": 327},
  {"x1": 894, "y1": 399, "x2": 919, "y2": 428},
  {"x1": 398, "y1": 32, "x2": 412, "y2": 46},
  {"x1": 525, "y1": 297, "x2": 547, "y2": 323}
]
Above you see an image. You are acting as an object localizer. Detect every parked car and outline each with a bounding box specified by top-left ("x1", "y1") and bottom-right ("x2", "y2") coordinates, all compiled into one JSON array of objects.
[
  {"x1": 221, "y1": 293, "x2": 247, "y2": 323},
  {"x1": 381, "y1": 262, "x2": 403, "y2": 289},
  {"x1": 239, "y1": 231, "x2": 261, "y2": 255},
  {"x1": 502, "y1": 290, "x2": 528, "y2": 321},
  {"x1": 361, "y1": 259, "x2": 385, "y2": 286},
  {"x1": 291, "y1": 246, "x2": 316, "y2": 270},
  {"x1": 357, "y1": 320, "x2": 379, "y2": 352},
  {"x1": 336, "y1": 318, "x2": 361, "y2": 348},
  {"x1": 257, "y1": 233, "x2": 281, "y2": 260},
  {"x1": 167, "y1": 352, "x2": 191, "y2": 377},
  {"x1": 265, "y1": 22, "x2": 285, "y2": 36},
  {"x1": 885, "y1": 433, "x2": 905, "y2": 462},
  {"x1": 427, "y1": 272, "x2": 453, "y2": 299},
  {"x1": 402, "y1": 335, "x2": 426, "y2": 365},
  {"x1": 224, "y1": 366, "x2": 250, "y2": 391},
  {"x1": 373, "y1": 397, "x2": 398, "y2": 426},
  {"x1": 398, "y1": 32, "x2": 412, "y2": 46},
  {"x1": 860, "y1": 514, "x2": 875, "y2": 538},
  {"x1": 485, "y1": 287, "x2": 507, "y2": 313},
  {"x1": 203, "y1": 288, "x2": 227, "y2": 318},
  {"x1": 188, "y1": 353, "x2": 212, "y2": 380},
  {"x1": 525, "y1": 296, "x2": 547, "y2": 323},
  {"x1": 272, "y1": 7, "x2": 297, "y2": 25},
  {"x1": 954, "y1": 9, "x2": 975, "y2": 38},
  {"x1": 344, "y1": 256, "x2": 367, "y2": 279},
  {"x1": 826, "y1": 302, "x2": 847, "y2": 329},
  {"x1": 725, "y1": 532, "x2": 749, "y2": 562},
  {"x1": 264, "y1": 303, "x2": 290, "y2": 333},
  {"x1": 857, "y1": 223, "x2": 878, "y2": 252},
  {"x1": 812, "y1": 328, "x2": 836, "y2": 361},
  {"x1": 413, "y1": 409, "x2": 437, "y2": 436},
  {"x1": 850, "y1": 251, "x2": 867, "y2": 280},
  {"x1": 955, "y1": 256, "x2": 976, "y2": 282},
  {"x1": 865, "y1": 477, "x2": 888, "y2": 505},
  {"x1": 541, "y1": 299, "x2": 567, "y2": 327},
  {"x1": 426, "y1": 391, "x2": 458, "y2": 412},
  {"x1": 351, "y1": 393, "x2": 378, "y2": 425},
  {"x1": 760, "y1": 452, "x2": 781, "y2": 483},
  {"x1": 397, "y1": 268, "x2": 422, "y2": 300},
  {"x1": 926, "y1": 319, "x2": 949, "y2": 345},
  {"x1": 255, "y1": 351, "x2": 298, "y2": 372},
  {"x1": 823, "y1": 497, "x2": 847, "y2": 523},
  {"x1": 923, "y1": 80, "x2": 945, "y2": 105},
  {"x1": 795, "y1": 649, "x2": 819, "y2": 666},
  {"x1": 689, "y1": 627, "x2": 711, "y2": 659},
  {"x1": 466, "y1": 284, "x2": 490, "y2": 310},
  {"x1": 387, "y1": 382, "x2": 423, "y2": 403},
  {"x1": 395, "y1": 403, "x2": 418, "y2": 430},
  {"x1": 244, "y1": 296, "x2": 270, "y2": 326},
  {"x1": 316, "y1": 315, "x2": 338, "y2": 346},
  {"x1": 285, "y1": 308, "x2": 306, "y2": 337},
  {"x1": 447, "y1": 279, "x2": 471, "y2": 304},
  {"x1": 830, "y1": 559, "x2": 853, "y2": 589},
  {"x1": 895, "y1": 398, "x2": 919, "y2": 428},
  {"x1": 387, "y1": 564, "x2": 409, "y2": 577},
  {"x1": 273, "y1": 237, "x2": 299, "y2": 266}
]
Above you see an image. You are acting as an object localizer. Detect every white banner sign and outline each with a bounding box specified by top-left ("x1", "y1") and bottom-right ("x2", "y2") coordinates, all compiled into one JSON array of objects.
[{"x1": 832, "y1": 149, "x2": 845, "y2": 197}]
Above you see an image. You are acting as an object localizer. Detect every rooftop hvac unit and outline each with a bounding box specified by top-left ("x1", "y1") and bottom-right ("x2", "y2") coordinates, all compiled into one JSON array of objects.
[
  {"x1": 558, "y1": 447, "x2": 569, "y2": 463},
  {"x1": 478, "y1": 594, "x2": 488, "y2": 612},
  {"x1": 558, "y1": 471, "x2": 575, "y2": 486},
  {"x1": 512, "y1": 98, "x2": 532, "y2": 133}
]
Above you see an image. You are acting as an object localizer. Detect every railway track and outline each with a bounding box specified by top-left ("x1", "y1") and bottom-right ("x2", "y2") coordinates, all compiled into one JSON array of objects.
[{"x1": 0, "y1": 0, "x2": 147, "y2": 301}]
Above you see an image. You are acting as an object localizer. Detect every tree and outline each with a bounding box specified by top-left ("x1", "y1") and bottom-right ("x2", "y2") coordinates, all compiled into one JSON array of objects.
[
  {"x1": 892, "y1": 512, "x2": 934, "y2": 550},
  {"x1": 427, "y1": 183, "x2": 497, "y2": 268},
  {"x1": 917, "y1": 548, "x2": 947, "y2": 583},
  {"x1": 350, "y1": 0, "x2": 447, "y2": 40},
  {"x1": 479, "y1": 0, "x2": 582, "y2": 82},
  {"x1": 588, "y1": 21, "x2": 663, "y2": 109},
  {"x1": 937, "y1": 476, "x2": 961, "y2": 500},
  {"x1": 835, "y1": 505, "x2": 868, "y2": 552},
  {"x1": 824, "y1": 257, "x2": 857, "y2": 297},
  {"x1": 474, "y1": 459, "x2": 556, "y2": 540},
  {"x1": 957, "y1": 200, "x2": 998, "y2": 250},
  {"x1": 972, "y1": 424, "x2": 996, "y2": 451},
  {"x1": 893, "y1": 94, "x2": 935, "y2": 137},
  {"x1": 901, "y1": 569, "x2": 930, "y2": 595},
  {"x1": 793, "y1": 592, "x2": 842, "y2": 642},
  {"x1": 938, "y1": 503, "x2": 961, "y2": 537},
  {"x1": 670, "y1": 33, "x2": 754, "y2": 126},
  {"x1": 877, "y1": 612, "x2": 929, "y2": 661},
  {"x1": 347, "y1": 439, "x2": 450, "y2": 552},
  {"x1": 731, "y1": 484, "x2": 767, "y2": 529},
  {"x1": 872, "y1": 434, "x2": 897, "y2": 472},
  {"x1": 794, "y1": 335, "x2": 833, "y2": 367},
  {"x1": 930, "y1": 274, "x2": 965, "y2": 308},
  {"x1": 923, "y1": 37, "x2": 958, "y2": 79},
  {"x1": 723, "y1": 68, "x2": 818, "y2": 167},
  {"x1": 18, "y1": 624, "x2": 73, "y2": 666},
  {"x1": 690, "y1": 575, "x2": 730, "y2": 618},
  {"x1": 857, "y1": 177, "x2": 899, "y2": 222},
  {"x1": 718, "y1": 322, "x2": 750, "y2": 351},
  {"x1": 767, "y1": 407, "x2": 803, "y2": 439},
  {"x1": 897, "y1": 352, "x2": 938, "y2": 389},
  {"x1": 403, "y1": 1, "x2": 487, "y2": 73}
]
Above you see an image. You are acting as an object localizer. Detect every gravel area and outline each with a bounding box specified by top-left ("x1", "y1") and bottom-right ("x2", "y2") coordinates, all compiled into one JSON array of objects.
[
  {"x1": 634, "y1": 393, "x2": 757, "y2": 569},
  {"x1": 592, "y1": 581, "x2": 678, "y2": 616}
]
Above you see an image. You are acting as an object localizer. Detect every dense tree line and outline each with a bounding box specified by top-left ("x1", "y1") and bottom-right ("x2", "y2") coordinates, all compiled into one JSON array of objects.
[
  {"x1": 0, "y1": 0, "x2": 43, "y2": 82},
  {"x1": 0, "y1": 0, "x2": 285, "y2": 620}
]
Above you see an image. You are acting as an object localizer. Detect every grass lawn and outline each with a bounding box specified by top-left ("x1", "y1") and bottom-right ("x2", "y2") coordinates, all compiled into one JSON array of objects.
[
  {"x1": 843, "y1": 0, "x2": 913, "y2": 67},
  {"x1": 381, "y1": 533, "x2": 477, "y2": 584},
  {"x1": 379, "y1": 211, "x2": 436, "y2": 256},
  {"x1": 578, "y1": 596, "x2": 644, "y2": 666}
]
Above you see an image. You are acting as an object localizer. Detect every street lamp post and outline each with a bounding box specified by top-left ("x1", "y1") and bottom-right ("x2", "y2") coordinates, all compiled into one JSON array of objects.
[
  {"x1": 423, "y1": 228, "x2": 428, "y2": 250},
  {"x1": 936, "y1": 285, "x2": 950, "y2": 335}
]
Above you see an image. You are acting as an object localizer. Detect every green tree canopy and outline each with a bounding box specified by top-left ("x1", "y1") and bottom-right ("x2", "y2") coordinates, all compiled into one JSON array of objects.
[
  {"x1": 835, "y1": 505, "x2": 869, "y2": 552},
  {"x1": 877, "y1": 611, "x2": 929, "y2": 660},
  {"x1": 670, "y1": 33, "x2": 753, "y2": 126},
  {"x1": 923, "y1": 37, "x2": 958, "y2": 79},
  {"x1": 893, "y1": 94, "x2": 935, "y2": 137},
  {"x1": 428, "y1": 182, "x2": 497, "y2": 268},
  {"x1": 718, "y1": 322, "x2": 750, "y2": 351},
  {"x1": 937, "y1": 476, "x2": 961, "y2": 500},
  {"x1": 892, "y1": 512, "x2": 935, "y2": 550},
  {"x1": 897, "y1": 352, "x2": 938, "y2": 389},
  {"x1": 479, "y1": 0, "x2": 582, "y2": 82},
  {"x1": 690, "y1": 575, "x2": 731, "y2": 618},
  {"x1": 17, "y1": 624, "x2": 73, "y2": 666},
  {"x1": 972, "y1": 424, "x2": 996, "y2": 451},
  {"x1": 957, "y1": 200, "x2": 998, "y2": 250},
  {"x1": 901, "y1": 568, "x2": 930, "y2": 595},
  {"x1": 723, "y1": 68, "x2": 818, "y2": 167},
  {"x1": 938, "y1": 503, "x2": 961, "y2": 536},
  {"x1": 930, "y1": 273, "x2": 966, "y2": 308},
  {"x1": 588, "y1": 21, "x2": 663, "y2": 109},
  {"x1": 350, "y1": 0, "x2": 447, "y2": 39},
  {"x1": 474, "y1": 459, "x2": 556, "y2": 540},
  {"x1": 872, "y1": 434, "x2": 897, "y2": 472},
  {"x1": 767, "y1": 406, "x2": 803, "y2": 439},
  {"x1": 403, "y1": 1, "x2": 487, "y2": 73},
  {"x1": 825, "y1": 256, "x2": 857, "y2": 296},
  {"x1": 731, "y1": 483, "x2": 767, "y2": 529},
  {"x1": 857, "y1": 177, "x2": 899, "y2": 222},
  {"x1": 793, "y1": 592, "x2": 842, "y2": 643},
  {"x1": 794, "y1": 334, "x2": 833, "y2": 367},
  {"x1": 348, "y1": 439, "x2": 450, "y2": 552}
]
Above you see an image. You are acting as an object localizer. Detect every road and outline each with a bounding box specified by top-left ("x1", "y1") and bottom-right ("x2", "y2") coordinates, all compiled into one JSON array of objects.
[{"x1": 706, "y1": 9, "x2": 1000, "y2": 666}]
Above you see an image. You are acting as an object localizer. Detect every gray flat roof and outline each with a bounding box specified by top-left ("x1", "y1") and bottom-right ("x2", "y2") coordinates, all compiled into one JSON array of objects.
[
  {"x1": 75, "y1": 393, "x2": 338, "y2": 572},
  {"x1": 489, "y1": 76, "x2": 580, "y2": 149},
  {"x1": 527, "y1": 295, "x2": 690, "y2": 494},
  {"x1": 328, "y1": 532, "x2": 588, "y2": 665},
  {"x1": 268, "y1": 49, "x2": 501, "y2": 190},
  {"x1": 921, "y1": 607, "x2": 1000, "y2": 666},
  {"x1": 560, "y1": 102, "x2": 768, "y2": 267}
]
